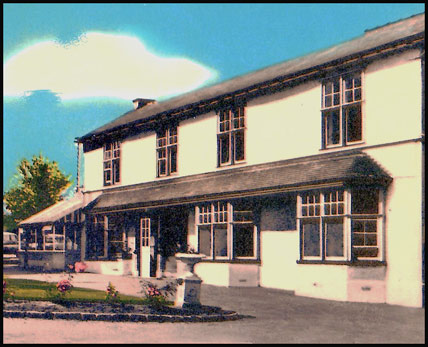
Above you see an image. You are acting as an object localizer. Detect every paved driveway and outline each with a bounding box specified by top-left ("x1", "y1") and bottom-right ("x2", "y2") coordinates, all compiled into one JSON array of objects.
[{"x1": 3, "y1": 267, "x2": 425, "y2": 343}]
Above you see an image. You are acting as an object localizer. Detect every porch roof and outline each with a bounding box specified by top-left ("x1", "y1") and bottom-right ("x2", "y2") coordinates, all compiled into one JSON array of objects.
[
  {"x1": 87, "y1": 150, "x2": 392, "y2": 213},
  {"x1": 19, "y1": 192, "x2": 97, "y2": 226}
]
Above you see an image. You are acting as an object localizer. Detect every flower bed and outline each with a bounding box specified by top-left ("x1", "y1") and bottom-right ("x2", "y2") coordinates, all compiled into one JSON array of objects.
[
  {"x1": 3, "y1": 278, "x2": 241, "y2": 322},
  {"x1": 3, "y1": 300, "x2": 241, "y2": 323}
]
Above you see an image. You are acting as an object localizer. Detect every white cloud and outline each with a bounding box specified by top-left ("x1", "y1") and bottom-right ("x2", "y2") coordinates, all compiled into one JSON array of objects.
[{"x1": 3, "y1": 32, "x2": 217, "y2": 101}]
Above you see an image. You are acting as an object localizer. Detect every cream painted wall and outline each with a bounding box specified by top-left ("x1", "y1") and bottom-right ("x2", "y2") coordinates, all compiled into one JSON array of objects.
[
  {"x1": 365, "y1": 142, "x2": 423, "y2": 307},
  {"x1": 364, "y1": 49, "x2": 422, "y2": 146},
  {"x1": 178, "y1": 112, "x2": 218, "y2": 176},
  {"x1": 83, "y1": 148, "x2": 103, "y2": 191},
  {"x1": 82, "y1": 49, "x2": 422, "y2": 193},
  {"x1": 259, "y1": 230, "x2": 299, "y2": 291},
  {"x1": 246, "y1": 82, "x2": 321, "y2": 165},
  {"x1": 121, "y1": 132, "x2": 157, "y2": 186}
]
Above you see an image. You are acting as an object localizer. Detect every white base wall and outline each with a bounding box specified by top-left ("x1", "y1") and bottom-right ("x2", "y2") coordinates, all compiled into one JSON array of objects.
[
  {"x1": 84, "y1": 259, "x2": 134, "y2": 276},
  {"x1": 195, "y1": 262, "x2": 259, "y2": 287},
  {"x1": 259, "y1": 230, "x2": 299, "y2": 291}
]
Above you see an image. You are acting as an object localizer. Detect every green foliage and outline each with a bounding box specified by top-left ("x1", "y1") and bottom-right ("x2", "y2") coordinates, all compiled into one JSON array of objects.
[
  {"x1": 139, "y1": 279, "x2": 177, "y2": 308},
  {"x1": 3, "y1": 154, "x2": 72, "y2": 228},
  {"x1": 3, "y1": 214, "x2": 17, "y2": 232},
  {"x1": 3, "y1": 278, "x2": 146, "y2": 304},
  {"x1": 105, "y1": 282, "x2": 120, "y2": 304}
]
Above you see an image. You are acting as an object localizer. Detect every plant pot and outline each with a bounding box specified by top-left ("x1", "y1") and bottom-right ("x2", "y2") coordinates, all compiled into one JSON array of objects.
[{"x1": 174, "y1": 253, "x2": 205, "y2": 279}]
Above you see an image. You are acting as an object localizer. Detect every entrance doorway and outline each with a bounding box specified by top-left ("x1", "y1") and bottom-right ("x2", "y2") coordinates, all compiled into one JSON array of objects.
[{"x1": 137, "y1": 217, "x2": 156, "y2": 277}]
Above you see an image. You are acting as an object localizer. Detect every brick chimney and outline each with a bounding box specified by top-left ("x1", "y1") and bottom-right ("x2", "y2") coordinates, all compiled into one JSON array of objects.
[{"x1": 132, "y1": 98, "x2": 156, "y2": 110}]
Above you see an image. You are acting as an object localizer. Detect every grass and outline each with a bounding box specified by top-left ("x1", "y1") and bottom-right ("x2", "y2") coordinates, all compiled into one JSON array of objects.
[{"x1": 4, "y1": 278, "x2": 147, "y2": 304}]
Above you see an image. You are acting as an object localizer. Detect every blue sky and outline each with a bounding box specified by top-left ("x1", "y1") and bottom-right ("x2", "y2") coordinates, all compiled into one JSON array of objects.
[{"x1": 3, "y1": 3, "x2": 425, "y2": 194}]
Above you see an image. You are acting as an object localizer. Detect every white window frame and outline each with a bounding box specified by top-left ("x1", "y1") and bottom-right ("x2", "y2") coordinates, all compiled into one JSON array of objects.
[
  {"x1": 321, "y1": 71, "x2": 364, "y2": 149},
  {"x1": 196, "y1": 200, "x2": 258, "y2": 261},
  {"x1": 298, "y1": 188, "x2": 383, "y2": 262},
  {"x1": 103, "y1": 141, "x2": 121, "y2": 186},
  {"x1": 217, "y1": 105, "x2": 246, "y2": 167},
  {"x1": 156, "y1": 126, "x2": 178, "y2": 177},
  {"x1": 349, "y1": 189, "x2": 384, "y2": 261}
]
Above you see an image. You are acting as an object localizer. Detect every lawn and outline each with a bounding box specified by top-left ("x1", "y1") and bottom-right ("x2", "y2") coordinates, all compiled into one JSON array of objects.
[{"x1": 3, "y1": 278, "x2": 146, "y2": 304}]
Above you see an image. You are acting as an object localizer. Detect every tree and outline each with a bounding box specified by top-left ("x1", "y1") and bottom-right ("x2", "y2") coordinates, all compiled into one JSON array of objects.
[{"x1": 3, "y1": 154, "x2": 72, "y2": 230}]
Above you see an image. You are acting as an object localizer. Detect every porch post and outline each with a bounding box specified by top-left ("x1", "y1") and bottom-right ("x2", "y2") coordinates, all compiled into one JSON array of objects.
[
  {"x1": 104, "y1": 215, "x2": 108, "y2": 258},
  {"x1": 156, "y1": 214, "x2": 162, "y2": 278},
  {"x1": 80, "y1": 215, "x2": 86, "y2": 261}
]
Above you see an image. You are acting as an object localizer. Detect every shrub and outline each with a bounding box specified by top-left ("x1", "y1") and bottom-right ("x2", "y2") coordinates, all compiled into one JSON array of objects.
[
  {"x1": 45, "y1": 279, "x2": 73, "y2": 304},
  {"x1": 105, "y1": 282, "x2": 120, "y2": 304},
  {"x1": 139, "y1": 279, "x2": 178, "y2": 309},
  {"x1": 3, "y1": 279, "x2": 15, "y2": 301}
]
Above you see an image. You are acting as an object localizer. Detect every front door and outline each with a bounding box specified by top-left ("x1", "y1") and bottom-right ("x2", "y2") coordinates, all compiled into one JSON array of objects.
[{"x1": 139, "y1": 217, "x2": 153, "y2": 278}]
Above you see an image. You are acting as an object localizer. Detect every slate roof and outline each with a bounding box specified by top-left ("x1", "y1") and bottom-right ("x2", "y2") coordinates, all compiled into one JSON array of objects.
[
  {"x1": 77, "y1": 12, "x2": 424, "y2": 142},
  {"x1": 88, "y1": 150, "x2": 392, "y2": 213}
]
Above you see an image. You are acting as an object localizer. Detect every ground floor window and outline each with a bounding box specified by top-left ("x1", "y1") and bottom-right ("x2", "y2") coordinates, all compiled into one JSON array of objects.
[
  {"x1": 86, "y1": 215, "x2": 106, "y2": 259},
  {"x1": 298, "y1": 187, "x2": 383, "y2": 262},
  {"x1": 87, "y1": 214, "x2": 129, "y2": 260},
  {"x1": 196, "y1": 200, "x2": 257, "y2": 260},
  {"x1": 19, "y1": 225, "x2": 65, "y2": 251}
]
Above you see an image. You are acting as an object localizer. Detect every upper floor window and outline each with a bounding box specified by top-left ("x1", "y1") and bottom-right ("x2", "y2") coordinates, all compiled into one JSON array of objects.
[
  {"x1": 104, "y1": 141, "x2": 120, "y2": 186},
  {"x1": 321, "y1": 72, "x2": 363, "y2": 148},
  {"x1": 217, "y1": 105, "x2": 245, "y2": 166},
  {"x1": 298, "y1": 187, "x2": 383, "y2": 262},
  {"x1": 157, "y1": 126, "x2": 178, "y2": 177}
]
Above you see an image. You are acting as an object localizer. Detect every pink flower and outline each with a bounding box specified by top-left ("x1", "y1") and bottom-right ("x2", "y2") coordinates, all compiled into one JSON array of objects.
[
  {"x1": 74, "y1": 262, "x2": 87, "y2": 273},
  {"x1": 56, "y1": 279, "x2": 72, "y2": 293}
]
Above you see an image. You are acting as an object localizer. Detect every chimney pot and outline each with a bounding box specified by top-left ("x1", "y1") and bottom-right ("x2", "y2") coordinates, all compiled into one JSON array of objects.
[{"x1": 133, "y1": 98, "x2": 156, "y2": 110}]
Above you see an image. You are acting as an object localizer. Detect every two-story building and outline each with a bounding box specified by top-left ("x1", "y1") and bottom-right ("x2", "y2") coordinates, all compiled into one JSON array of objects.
[{"x1": 18, "y1": 13, "x2": 424, "y2": 308}]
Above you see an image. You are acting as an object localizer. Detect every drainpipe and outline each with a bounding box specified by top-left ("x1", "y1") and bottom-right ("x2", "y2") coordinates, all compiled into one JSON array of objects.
[{"x1": 74, "y1": 139, "x2": 81, "y2": 193}]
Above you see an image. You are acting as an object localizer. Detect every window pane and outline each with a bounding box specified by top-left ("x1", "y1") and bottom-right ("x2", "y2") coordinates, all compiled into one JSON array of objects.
[
  {"x1": 333, "y1": 80, "x2": 340, "y2": 93},
  {"x1": 352, "y1": 189, "x2": 379, "y2": 214},
  {"x1": 353, "y1": 233, "x2": 365, "y2": 246},
  {"x1": 199, "y1": 226, "x2": 211, "y2": 257},
  {"x1": 325, "y1": 219, "x2": 344, "y2": 257},
  {"x1": 365, "y1": 220, "x2": 377, "y2": 232},
  {"x1": 113, "y1": 159, "x2": 120, "y2": 183},
  {"x1": 333, "y1": 93, "x2": 340, "y2": 106},
  {"x1": 219, "y1": 134, "x2": 230, "y2": 164},
  {"x1": 234, "y1": 224, "x2": 254, "y2": 257},
  {"x1": 302, "y1": 206, "x2": 307, "y2": 216},
  {"x1": 354, "y1": 88, "x2": 362, "y2": 101},
  {"x1": 214, "y1": 227, "x2": 228, "y2": 257},
  {"x1": 346, "y1": 104, "x2": 362, "y2": 142},
  {"x1": 169, "y1": 146, "x2": 177, "y2": 173},
  {"x1": 366, "y1": 234, "x2": 377, "y2": 246},
  {"x1": 325, "y1": 95, "x2": 332, "y2": 108},
  {"x1": 158, "y1": 159, "x2": 166, "y2": 176},
  {"x1": 345, "y1": 90, "x2": 353, "y2": 103},
  {"x1": 234, "y1": 130, "x2": 245, "y2": 161},
  {"x1": 325, "y1": 109, "x2": 340, "y2": 146},
  {"x1": 302, "y1": 221, "x2": 320, "y2": 257}
]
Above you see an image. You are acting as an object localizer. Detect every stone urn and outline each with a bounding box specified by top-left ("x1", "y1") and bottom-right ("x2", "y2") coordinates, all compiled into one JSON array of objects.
[{"x1": 174, "y1": 253, "x2": 205, "y2": 308}]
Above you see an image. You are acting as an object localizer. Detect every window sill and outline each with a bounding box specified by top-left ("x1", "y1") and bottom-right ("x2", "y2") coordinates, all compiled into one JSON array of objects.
[
  {"x1": 297, "y1": 259, "x2": 386, "y2": 267},
  {"x1": 319, "y1": 141, "x2": 365, "y2": 152},
  {"x1": 218, "y1": 161, "x2": 247, "y2": 169},
  {"x1": 200, "y1": 259, "x2": 260, "y2": 264}
]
